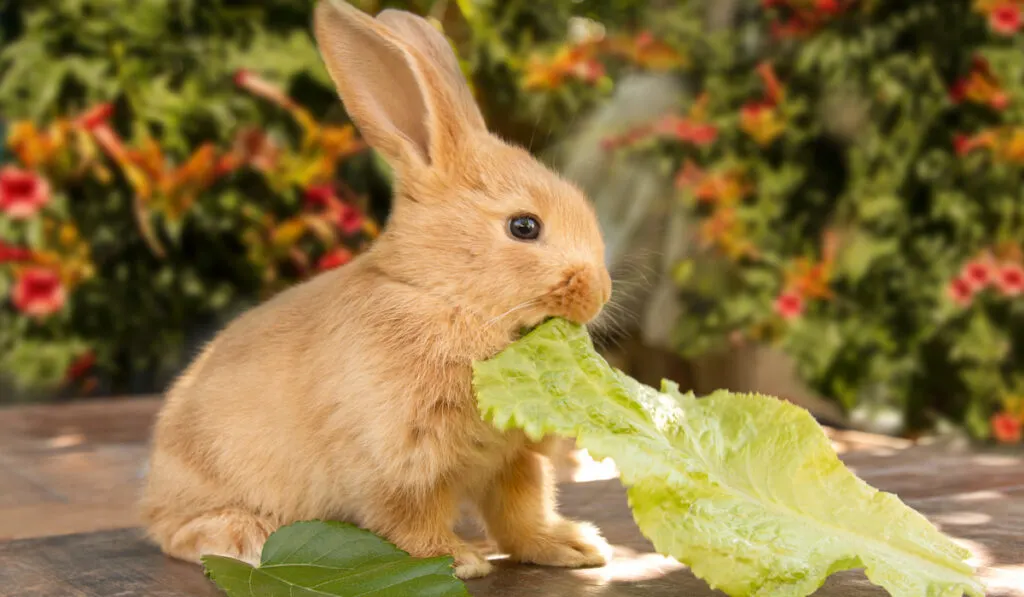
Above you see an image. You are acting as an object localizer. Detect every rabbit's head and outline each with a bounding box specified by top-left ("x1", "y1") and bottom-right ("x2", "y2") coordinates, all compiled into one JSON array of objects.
[{"x1": 314, "y1": 0, "x2": 611, "y2": 334}]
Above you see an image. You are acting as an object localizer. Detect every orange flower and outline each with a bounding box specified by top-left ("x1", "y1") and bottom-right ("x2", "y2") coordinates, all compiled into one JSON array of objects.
[
  {"x1": 76, "y1": 103, "x2": 115, "y2": 130},
  {"x1": 234, "y1": 69, "x2": 300, "y2": 112},
  {"x1": 654, "y1": 115, "x2": 718, "y2": 146},
  {"x1": 522, "y1": 43, "x2": 604, "y2": 90},
  {"x1": 698, "y1": 206, "x2": 754, "y2": 259},
  {"x1": 673, "y1": 160, "x2": 705, "y2": 189},
  {"x1": 89, "y1": 123, "x2": 153, "y2": 200},
  {"x1": 12, "y1": 267, "x2": 66, "y2": 318},
  {"x1": 6, "y1": 120, "x2": 73, "y2": 169},
  {"x1": 997, "y1": 129, "x2": 1024, "y2": 163},
  {"x1": 271, "y1": 218, "x2": 309, "y2": 249},
  {"x1": 756, "y1": 62, "x2": 785, "y2": 105},
  {"x1": 953, "y1": 130, "x2": 998, "y2": 156},
  {"x1": 785, "y1": 256, "x2": 834, "y2": 301},
  {"x1": 159, "y1": 144, "x2": 221, "y2": 220},
  {"x1": 676, "y1": 164, "x2": 750, "y2": 206},
  {"x1": 991, "y1": 412, "x2": 1022, "y2": 443},
  {"x1": 741, "y1": 102, "x2": 785, "y2": 146},
  {"x1": 610, "y1": 31, "x2": 686, "y2": 70},
  {"x1": 127, "y1": 137, "x2": 167, "y2": 182},
  {"x1": 950, "y1": 57, "x2": 1009, "y2": 110},
  {"x1": 0, "y1": 166, "x2": 51, "y2": 219},
  {"x1": 318, "y1": 125, "x2": 361, "y2": 159},
  {"x1": 994, "y1": 240, "x2": 1024, "y2": 263}
]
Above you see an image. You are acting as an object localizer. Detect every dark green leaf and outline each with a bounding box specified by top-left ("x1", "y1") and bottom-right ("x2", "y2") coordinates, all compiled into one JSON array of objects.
[{"x1": 203, "y1": 521, "x2": 469, "y2": 597}]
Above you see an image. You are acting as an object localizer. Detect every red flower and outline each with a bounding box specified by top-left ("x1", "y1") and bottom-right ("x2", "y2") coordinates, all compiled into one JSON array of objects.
[
  {"x1": 953, "y1": 134, "x2": 971, "y2": 156},
  {"x1": 66, "y1": 351, "x2": 96, "y2": 381},
  {"x1": 318, "y1": 248, "x2": 353, "y2": 271},
  {"x1": 0, "y1": 167, "x2": 51, "y2": 220},
  {"x1": 755, "y1": 62, "x2": 785, "y2": 105},
  {"x1": 816, "y1": 0, "x2": 841, "y2": 16},
  {"x1": 304, "y1": 185, "x2": 337, "y2": 210},
  {"x1": 961, "y1": 257, "x2": 996, "y2": 290},
  {"x1": 12, "y1": 267, "x2": 66, "y2": 318},
  {"x1": 337, "y1": 205, "x2": 364, "y2": 235},
  {"x1": 990, "y1": 3, "x2": 1022, "y2": 36},
  {"x1": 995, "y1": 262, "x2": 1024, "y2": 297},
  {"x1": 992, "y1": 412, "x2": 1022, "y2": 444},
  {"x1": 947, "y1": 277, "x2": 974, "y2": 307},
  {"x1": 774, "y1": 291, "x2": 804, "y2": 320},
  {"x1": 654, "y1": 116, "x2": 718, "y2": 146},
  {"x1": 0, "y1": 242, "x2": 32, "y2": 263},
  {"x1": 990, "y1": 91, "x2": 1010, "y2": 110},
  {"x1": 949, "y1": 79, "x2": 967, "y2": 103},
  {"x1": 89, "y1": 123, "x2": 131, "y2": 164},
  {"x1": 571, "y1": 59, "x2": 605, "y2": 83},
  {"x1": 673, "y1": 160, "x2": 705, "y2": 189},
  {"x1": 953, "y1": 131, "x2": 997, "y2": 156},
  {"x1": 77, "y1": 103, "x2": 115, "y2": 130},
  {"x1": 771, "y1": 17, "x2": 812, "y2": 39}
]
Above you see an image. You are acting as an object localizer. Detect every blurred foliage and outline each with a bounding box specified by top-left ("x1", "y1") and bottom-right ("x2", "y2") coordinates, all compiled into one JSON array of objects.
[
  {"x1": 0, "y1": 0, "x2": 659, "y2": 398},
  {"x1": 569, "y1": 0, "x2": 1024, "y2": 442},
  {"x1": 3, "y1": 0, "x2": 1022, "y2": 446}
]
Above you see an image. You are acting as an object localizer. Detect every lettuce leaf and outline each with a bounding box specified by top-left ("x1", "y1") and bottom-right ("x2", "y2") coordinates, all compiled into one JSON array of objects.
[{"x1": 472, "y1": 318, "x2": 984, "y2": 597}]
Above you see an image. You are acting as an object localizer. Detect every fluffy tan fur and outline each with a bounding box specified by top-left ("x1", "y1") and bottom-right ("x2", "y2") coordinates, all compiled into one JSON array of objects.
[{"x1": 139, "y1": 0, "x2": 612, "y2": 580}]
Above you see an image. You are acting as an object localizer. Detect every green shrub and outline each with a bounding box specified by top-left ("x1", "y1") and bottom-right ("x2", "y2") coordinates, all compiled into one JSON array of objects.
[
  {"x1": 562, "y1": 0, "x2": 1024, "y2": 442},
  {"x1": 0, "y1": 0, "x2": 649, "y2": 398}
]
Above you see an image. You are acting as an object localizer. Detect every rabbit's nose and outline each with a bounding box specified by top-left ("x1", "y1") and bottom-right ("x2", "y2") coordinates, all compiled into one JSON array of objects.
[{"x1": 547, "y1": 265, "x2": 609, "y2": 325}]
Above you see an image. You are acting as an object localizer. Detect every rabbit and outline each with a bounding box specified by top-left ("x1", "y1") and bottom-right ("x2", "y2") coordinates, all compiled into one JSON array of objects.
[{"x1": 139, "y1": 0, "x2": 613, "y2": 580}]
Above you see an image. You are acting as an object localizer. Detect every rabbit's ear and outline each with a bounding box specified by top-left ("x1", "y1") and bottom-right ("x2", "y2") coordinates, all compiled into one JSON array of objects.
[
  {"x1": 313, "y1": 0, "x2": 482, "y2": 172},
  {"x1": 375, "y1": 9, "x2": 486, "y2": 133}
]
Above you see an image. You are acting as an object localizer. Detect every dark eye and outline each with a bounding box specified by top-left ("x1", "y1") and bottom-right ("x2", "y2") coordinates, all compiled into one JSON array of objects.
[{"x1": 508, "y1": 214, "x2": 542, "y2": 241}]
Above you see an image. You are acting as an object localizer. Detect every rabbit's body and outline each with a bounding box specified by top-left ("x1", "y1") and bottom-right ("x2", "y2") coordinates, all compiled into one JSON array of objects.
[
  {"x1": 143, "y1": 249, "x2": 535, "y2": 575},
  {"x1": 141, "y1": 0, "x2": 612, "y2": 579}
]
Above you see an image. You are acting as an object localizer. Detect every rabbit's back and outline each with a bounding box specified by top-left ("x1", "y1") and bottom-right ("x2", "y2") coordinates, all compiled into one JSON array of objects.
[{"x1": 141, "y1": 256, "x2": 526, "y2": 541}]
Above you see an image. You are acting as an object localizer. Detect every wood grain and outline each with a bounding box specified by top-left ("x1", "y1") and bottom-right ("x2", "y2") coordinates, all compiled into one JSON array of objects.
[{"x1": 0, "y1": 397, "x2": 1021, "y2": 596}]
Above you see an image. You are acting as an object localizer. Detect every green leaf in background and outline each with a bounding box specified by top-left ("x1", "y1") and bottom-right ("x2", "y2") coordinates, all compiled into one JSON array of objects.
[
  {"x1": 203, "y1": 520, "x2": 469, "y2": 597},
  {"x1": 472, "y1": 318, "x2": 984, "y2": 597}
]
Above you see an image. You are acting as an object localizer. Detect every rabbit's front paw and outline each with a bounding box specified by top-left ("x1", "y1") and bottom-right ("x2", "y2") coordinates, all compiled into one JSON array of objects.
[
  {"x1": 506, "y1": 519, "x2": 610, "y2": 568},
  {"x1": 452, "y1": 548, "x2": 494, "y2": 579}
]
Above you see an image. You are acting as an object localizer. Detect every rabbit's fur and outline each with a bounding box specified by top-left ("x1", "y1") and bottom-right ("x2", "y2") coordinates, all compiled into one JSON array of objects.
[{"x1": 140, "y1": 0, "x2": 612, "y2": 579}]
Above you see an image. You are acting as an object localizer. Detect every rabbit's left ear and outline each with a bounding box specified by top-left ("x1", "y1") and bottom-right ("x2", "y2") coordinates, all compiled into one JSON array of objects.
[
  {"x1": 313, "y1": 0, "x2": 484, "y2": 174},
  {"x1": 376, "y1": 9, "x2": 486, "y2": 133}
]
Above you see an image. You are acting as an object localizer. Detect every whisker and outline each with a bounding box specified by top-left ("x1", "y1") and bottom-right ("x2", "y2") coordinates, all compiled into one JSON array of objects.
[{"x1": 483, "y1": 298, "x2": 542, "y2": 330}]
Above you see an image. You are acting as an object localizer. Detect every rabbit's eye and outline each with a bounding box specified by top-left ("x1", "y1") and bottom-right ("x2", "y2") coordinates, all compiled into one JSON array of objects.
[{"x1": 508, "y1": 214, "x2": 542, "y2": 241}]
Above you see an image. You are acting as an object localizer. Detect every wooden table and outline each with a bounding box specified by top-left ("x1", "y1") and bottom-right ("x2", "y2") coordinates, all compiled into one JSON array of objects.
[{"x1": 0, "y1": 398, "x2": 1022, "y2": 597}]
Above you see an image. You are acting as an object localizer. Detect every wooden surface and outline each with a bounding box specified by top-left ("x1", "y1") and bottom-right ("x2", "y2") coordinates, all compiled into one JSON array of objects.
[
  {"x1": 0, "y1": 397, "x2": 155, "y2": 541},
  {"x1": 0, "y1": 397, "x2": 1022, "y2": 596}
]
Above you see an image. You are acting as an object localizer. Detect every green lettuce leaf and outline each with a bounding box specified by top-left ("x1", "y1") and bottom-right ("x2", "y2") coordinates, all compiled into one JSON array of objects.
[
  {"x1": 472, "y1": 318, "x2": 984, "y2": 597},
  {"x1": 203, "y1": 520, "x2": 469, "y2": 597}
]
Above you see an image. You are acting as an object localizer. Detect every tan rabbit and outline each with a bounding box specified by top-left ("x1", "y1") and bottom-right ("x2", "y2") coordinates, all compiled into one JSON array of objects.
[{"x1": 139, "y1": 0, "x2": 613, "y2": 580}]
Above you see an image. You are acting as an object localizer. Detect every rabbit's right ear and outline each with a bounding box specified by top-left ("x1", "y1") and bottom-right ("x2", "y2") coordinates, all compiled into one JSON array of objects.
[{"x1": 313, "y1": 0, "x2": 482, "y2": 173}]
